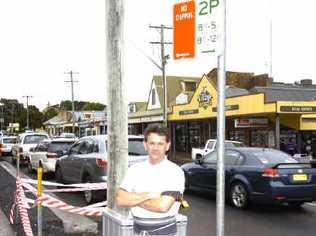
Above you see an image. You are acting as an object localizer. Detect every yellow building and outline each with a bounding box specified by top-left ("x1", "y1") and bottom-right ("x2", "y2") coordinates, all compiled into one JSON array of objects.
[{"x1": 168, "y1": 72, "x2": 316, "y2": 155}]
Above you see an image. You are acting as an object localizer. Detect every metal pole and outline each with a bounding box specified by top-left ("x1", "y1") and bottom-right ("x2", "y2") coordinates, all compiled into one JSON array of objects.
[
  {"x1": 106, "y1": 0, "x2": 129, "y2": 216},
  {"x1": 37, "y1": 167, "x2": 43, "y2": 236},
  {"x1": 216, "y1": 0, "x2": 226, "y2": 236},
  {"x1": 0, "y1": 103, "x2": 3, "y2": 131},
  {"x1": 275, "y1": 113, "x2": 280, "y2": 149}
]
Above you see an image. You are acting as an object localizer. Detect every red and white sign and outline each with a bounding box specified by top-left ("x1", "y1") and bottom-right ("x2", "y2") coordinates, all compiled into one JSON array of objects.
[{"x1": 173, "y1": 1, "x2": 196, "y2": 59}]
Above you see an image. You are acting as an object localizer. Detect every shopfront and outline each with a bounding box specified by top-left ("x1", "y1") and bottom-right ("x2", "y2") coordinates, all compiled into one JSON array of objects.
[{"x1": 168, "y1": 74, "x2": 316, "y2": 155}]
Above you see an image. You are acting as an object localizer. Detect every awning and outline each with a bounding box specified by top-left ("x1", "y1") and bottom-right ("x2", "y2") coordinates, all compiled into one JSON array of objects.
[{"x1": 300, "y1": 114, "x2": 316, "y2": 130}]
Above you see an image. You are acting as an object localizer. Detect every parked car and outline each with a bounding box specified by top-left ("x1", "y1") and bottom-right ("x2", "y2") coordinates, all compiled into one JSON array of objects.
[
  {"x1": 0, "y1": 136, "x2": 17, "y2": 157},
  {"x1": 191, "y1": 139, "x2": 244, "y2": 160},
  {"x1": 27, "y1": 138, "x2": 75, "y2": 174},
  {"x1": 11, "y1": 132, "x2": 49, "y2": 164},
  {"x1": 55, "y1": 135, "x2": 148, "y2": 204},
  {"x1": 182, "y1": 147, "x2": 316, "y2": 209},
  {"x1": 59, "y1": 132, "x2": 77, "y2": 139}
]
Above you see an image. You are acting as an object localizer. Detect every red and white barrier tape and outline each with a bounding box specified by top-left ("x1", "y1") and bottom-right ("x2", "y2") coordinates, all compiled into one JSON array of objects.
[
  {"x1": 15, "y1": 176, "x2": 34, "y2": 236},
  {"x1": 21, "y1": 178, "x2": 107, "y2": 188},
  {"x1": 37, "y1": 194, "x2": 103, "y2": 216}
]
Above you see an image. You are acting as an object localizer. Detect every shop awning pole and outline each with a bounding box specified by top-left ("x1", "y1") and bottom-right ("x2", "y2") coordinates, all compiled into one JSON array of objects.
[{"x1": 216, "y1": 0, "x2": 226, "y2": 236}]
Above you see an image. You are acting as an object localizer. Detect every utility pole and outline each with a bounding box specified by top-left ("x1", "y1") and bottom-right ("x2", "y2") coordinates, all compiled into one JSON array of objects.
[
  {"x1": 106, "y1": 0, "x2": 128, "y2": 216},
  {"x1": 22, "y1": 96, "x2": 33, "y2": 130},
  {"x1": 64, "y1": 71, "x2": 79, "y2": 134},
  {"x1": 149, "y1": 25, "x2": 172, "y2": 127}
]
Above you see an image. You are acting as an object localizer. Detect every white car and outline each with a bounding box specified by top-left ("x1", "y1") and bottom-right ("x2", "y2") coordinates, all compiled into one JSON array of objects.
[
  {"x1": 27, "y1": 138, "x2": 75, "y2": 174},
  {"x1": 11, "y1": 132, "x2": 49, "y2": 164},
  {"x1": 0, "y1": 136, "x2": 17, "y2": 156},
  {"x1": 191, "y1": 139, "x2": 245, "y2": 160}
]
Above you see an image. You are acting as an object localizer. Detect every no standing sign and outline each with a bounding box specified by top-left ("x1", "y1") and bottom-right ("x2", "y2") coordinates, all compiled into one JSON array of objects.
[{"x1": 173, "y1": 0, "x2": 221, "y2": 60}]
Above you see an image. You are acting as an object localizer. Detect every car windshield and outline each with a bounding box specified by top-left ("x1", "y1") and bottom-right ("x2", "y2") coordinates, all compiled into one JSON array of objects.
[
  {"x1": 3, "y1": 138, "x2": 17, "y2": 144},
  {"x1": 128, "y1": 139, "x2": 147, "y2": 155},
  {"x1": 24, "y1": 135, "x2": 48, "y2": 144},
  {"x1": 249, "y1": 149, "x2": 297, "y2": 165},
  {"x1": 47, "y1": 142, "x2": 73, "y2": 153},
  {"x1": 226, "y1": 142, "x2": 244, "y2": 148}
]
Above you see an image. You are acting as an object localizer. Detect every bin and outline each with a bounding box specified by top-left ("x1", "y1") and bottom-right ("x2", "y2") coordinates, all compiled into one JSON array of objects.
[{"x1": 102, "y1": 207, "x2": 187, "y2": 236}]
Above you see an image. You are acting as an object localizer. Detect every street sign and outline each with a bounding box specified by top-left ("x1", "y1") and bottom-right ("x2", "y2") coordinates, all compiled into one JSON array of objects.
[
  {"x1": 173, "y1": 1, "x2": 196, "y2": 60},
  {"x1": 196, "y1": 0, "x2": 221, "y2": 55}
]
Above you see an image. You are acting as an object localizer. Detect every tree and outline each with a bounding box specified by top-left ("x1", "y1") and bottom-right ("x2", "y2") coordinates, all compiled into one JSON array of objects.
[{"x1": 42, "y1": 107, "x2": 58, "y2": 121}]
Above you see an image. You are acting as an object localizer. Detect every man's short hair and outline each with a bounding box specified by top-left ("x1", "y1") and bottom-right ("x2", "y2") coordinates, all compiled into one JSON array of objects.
[{"x1": 144, "y1": 123, "x2": 170, "y2": 143}]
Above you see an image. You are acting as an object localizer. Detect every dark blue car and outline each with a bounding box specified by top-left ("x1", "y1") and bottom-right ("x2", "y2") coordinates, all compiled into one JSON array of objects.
[{"x1": 181, "y1": 147, "x2": 316, "y2": 209}]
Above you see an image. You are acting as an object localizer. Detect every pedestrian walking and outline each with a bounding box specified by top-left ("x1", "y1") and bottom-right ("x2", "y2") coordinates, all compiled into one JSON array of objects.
[{"x1": 116, "y1": 123, "x2": 185, "y2": 236}]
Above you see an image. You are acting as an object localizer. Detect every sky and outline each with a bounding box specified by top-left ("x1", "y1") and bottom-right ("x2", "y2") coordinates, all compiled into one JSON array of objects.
[{"x1": 0, "y1": 0, "x2": 315, "y2": 111}]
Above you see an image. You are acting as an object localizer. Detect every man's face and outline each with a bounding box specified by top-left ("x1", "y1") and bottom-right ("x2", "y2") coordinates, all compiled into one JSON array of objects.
[{"x1": 144, "y1": 132, "x2": 170, "y2": 164}]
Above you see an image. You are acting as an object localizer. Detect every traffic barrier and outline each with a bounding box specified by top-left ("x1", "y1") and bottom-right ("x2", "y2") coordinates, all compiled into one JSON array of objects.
[
  {"x1": 9, "y1": 176, "x2": 34, "y2": 236},
  {"x1": 36, "y1": 194, "x2": 103, "y2": 217}
]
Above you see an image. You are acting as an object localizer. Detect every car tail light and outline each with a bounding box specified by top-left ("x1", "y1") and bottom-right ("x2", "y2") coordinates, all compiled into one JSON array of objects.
[
  {"x1": 96, "y1": 158, "x2": 107, "y2": 168},
  {"x1": 262, "y1": 168, "x2": 279, "y2": 177},
  {"x1": 46, "y1": 152, "x2": 58, "y2": 159},
  {"x1": 0, "y1": 144, "x2": 4, "y2": 148}
]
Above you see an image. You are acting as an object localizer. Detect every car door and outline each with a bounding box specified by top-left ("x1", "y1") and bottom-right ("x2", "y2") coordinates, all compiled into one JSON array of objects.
[
  {"x1": 189, "y1": 151, "x2": 217, "y2": 191},
  {"x1": 61, "y1": 140, "x2": 83, "y2": 182}
]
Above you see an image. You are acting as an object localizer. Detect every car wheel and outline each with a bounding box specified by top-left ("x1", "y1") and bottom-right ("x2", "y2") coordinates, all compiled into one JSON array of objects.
[
  {"x1": 230, "y1": 182, "x2": 249, "y2": 209},
  {"x1": 184, "y1": 172, "x2": 190, "y2": 191},
  {"x1": 27, "y1": 160, "x2": 34, "y2": 174},
  {"x1": 288, "y1": 202, "x2": 304, "y2": 208},
  {"x1": 11, "y1": 156, "x2": 16, "y2": 165},
  {"x1": 83, "y1": 175, "x2": 98, "y2": 205},
  {"x1": 55, "y1": 167, "x2": 64, "y2": 184}
]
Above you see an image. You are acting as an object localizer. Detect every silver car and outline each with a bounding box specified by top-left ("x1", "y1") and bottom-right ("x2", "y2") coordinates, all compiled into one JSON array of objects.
[
  {"x1": 55, "y1": 135, "x2": 148, "y2": 204},
  {"x1": 0, "y1": 136, "x2": 17, "y2": 156}
]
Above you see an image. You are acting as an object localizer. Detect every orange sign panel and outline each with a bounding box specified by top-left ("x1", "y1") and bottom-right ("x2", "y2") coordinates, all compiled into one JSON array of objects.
[{"x1": 173, "y1": 1, "x2": 195, "y2": 60}]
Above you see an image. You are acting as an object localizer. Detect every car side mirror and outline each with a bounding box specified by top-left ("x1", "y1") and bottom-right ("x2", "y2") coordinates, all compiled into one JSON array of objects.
[{"x1": 195, "y1": 154, "x2": 204, "y2": 165}]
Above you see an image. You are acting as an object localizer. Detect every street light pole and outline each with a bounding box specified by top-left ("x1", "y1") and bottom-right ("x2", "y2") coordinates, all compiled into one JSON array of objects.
[
  {"x1": 0, "y1": 102, "x2": 4, "y2": 131},
  {"x1": 23, "y1": 96, "x2": 32, "y2": 130},
  {"x1": 65, "y1": 71, "x2": 79, "y2": 134}
]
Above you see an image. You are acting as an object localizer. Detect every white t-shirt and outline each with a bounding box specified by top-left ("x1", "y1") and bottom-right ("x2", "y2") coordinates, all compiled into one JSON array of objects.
[{"x1": 120, "y1": 157, "x2": 185, "y2": 218}]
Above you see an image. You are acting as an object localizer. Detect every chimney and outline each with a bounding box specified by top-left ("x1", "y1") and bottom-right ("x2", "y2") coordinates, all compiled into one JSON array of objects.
[{"x1": 301, "y1": 79, "x2": 313, "y2": 86}]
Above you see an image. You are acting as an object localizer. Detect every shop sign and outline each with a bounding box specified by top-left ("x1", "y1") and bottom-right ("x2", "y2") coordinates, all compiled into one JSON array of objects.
[
  {"x1": 280, "y1": 106, "x2": 316, "y2": 112},
  {"x1": 179, "y1": 109, "x2": 199, "y2": 116},
  {"x1": 235, "y1": 118, "x2": 268, "y2": 128},
  {"x1": 129, "y1": 115, "x2": 163, "y2": 124},
  {"x1": 212, "y1": 104, "x2": 239, "y2": 112},
  {"x1": 197, "y1": 86, "x2": 212, "y2": 109}
]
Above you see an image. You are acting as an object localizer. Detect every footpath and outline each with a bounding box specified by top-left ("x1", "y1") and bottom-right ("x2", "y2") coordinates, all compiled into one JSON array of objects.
[{"x1": 0, "y1": 161, "x2": 101, "y2": 236}]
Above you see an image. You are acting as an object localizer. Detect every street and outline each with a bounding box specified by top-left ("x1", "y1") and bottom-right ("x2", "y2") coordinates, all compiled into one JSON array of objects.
[{"x1": 1, "y1": 154, "x2": 316, "y2": 236}]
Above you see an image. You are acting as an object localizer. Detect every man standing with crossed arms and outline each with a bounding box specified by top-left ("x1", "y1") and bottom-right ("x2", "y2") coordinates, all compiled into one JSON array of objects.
[{"x1": 116, "y1": 124, "x2": 185, "y2": 236}]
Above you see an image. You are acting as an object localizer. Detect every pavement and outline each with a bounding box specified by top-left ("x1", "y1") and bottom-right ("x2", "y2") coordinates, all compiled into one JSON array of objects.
[
  {"x1": 0, "y1": 161, "x2": 100, "y2": 236},
  {"x1": 0, "y1": 207, "x2": 15, "y2": 236}
]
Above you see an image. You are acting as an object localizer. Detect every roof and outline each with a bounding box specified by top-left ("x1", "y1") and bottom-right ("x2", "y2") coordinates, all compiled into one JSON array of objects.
[
  {"x1": 226, "y1": 86, "x2": 249, "y2": 97},
  {"x1": 152, "y1": 75, "x2": 201, "y2": 106},
  {"x1": 250, "y1": 86, "x2": 316, "y2": 102}
]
